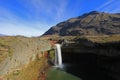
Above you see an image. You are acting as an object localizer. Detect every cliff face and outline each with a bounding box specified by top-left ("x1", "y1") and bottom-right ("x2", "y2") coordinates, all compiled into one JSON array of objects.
[
  {"x1": 61, "y1": 38, "x2": 120, "y2": 80},
  {"x1": 43, "y1": 11, "x2": 120, "y2": 36},
  {"x1": 0, "y1": 36, "x2": 51, "y2": 77}
]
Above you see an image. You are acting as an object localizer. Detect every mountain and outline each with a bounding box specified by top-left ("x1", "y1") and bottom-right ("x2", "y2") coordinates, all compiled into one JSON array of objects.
[
  {"x1": 0, "y1": 34, "x2": 6, "y2": 36},
  {"x1": 43, "y1": 11, "x2": 120, "y2": 36}
]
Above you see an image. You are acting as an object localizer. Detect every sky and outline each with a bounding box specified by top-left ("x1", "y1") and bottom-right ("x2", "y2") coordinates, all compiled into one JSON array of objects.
[{"x1": 0, "y1": 0, "x2": 120, "y2": 37}]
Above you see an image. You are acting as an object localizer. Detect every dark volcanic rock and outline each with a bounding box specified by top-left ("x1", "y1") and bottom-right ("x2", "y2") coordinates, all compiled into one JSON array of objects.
[{"x1": 43, "y1": 11, "x2": 120, "y2": 36}]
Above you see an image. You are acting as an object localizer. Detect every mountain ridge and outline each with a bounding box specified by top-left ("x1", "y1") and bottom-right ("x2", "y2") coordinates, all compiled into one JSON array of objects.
[
  {"x1": 0, "y1": 34, "x2": 6, "y2": 36},
  {"x1": 43, "y1": 11, "x2": 120, "y2": 36}
]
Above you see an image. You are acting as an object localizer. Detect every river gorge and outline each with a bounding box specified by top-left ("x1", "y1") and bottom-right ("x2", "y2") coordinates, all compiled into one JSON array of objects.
[{"x1": 47, "y1": 39, "x2": 120, "y2": 80}]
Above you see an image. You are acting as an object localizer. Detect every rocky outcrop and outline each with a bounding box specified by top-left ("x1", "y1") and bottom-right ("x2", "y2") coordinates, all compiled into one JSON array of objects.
[{"x1": 0, "y1": 36, "x2": 51, "y2": 76}]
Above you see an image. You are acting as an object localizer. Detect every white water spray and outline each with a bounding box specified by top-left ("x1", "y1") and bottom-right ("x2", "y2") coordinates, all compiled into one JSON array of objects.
[{"x1": 55, "y1": 44, "x2": 62, "y2": 66}]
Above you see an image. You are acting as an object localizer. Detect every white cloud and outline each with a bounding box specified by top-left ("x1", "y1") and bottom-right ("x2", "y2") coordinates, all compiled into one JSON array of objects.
[
  {"x1": 0, "y1": 7, "x2": 21, "y2": 22},
  {"x1": 0, "y1": 1, "x2": 56, "y2": 37},
  {"x1": 18, "y1": 0, "x2": 68, "y2": 21},
  {"x1": 96, "y1": 0, "x2": 120, "y2": 13},
  {"x1": 96, "y1": 0, "x2": 114, "y2": 10},
  {"x1": 55, "y1": 0, "x2": 68, "y2": 20},
  {"x1": 0, "y1": 22, "x2": 45, "y2": 37},
  {"x1": 0, "y1": 0, "x2": 69, "y2": 36}
]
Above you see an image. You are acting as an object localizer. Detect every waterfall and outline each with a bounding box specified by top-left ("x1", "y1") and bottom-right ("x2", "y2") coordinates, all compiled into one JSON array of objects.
[{"x1": 55, "y1": 44, "x2": 62, "y2": 66}]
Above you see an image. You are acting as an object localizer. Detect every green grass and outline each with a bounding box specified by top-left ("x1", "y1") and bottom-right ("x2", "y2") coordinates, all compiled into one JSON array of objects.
[{"x1": 49, "y1": 49, "x2": 55, "y2": 61}]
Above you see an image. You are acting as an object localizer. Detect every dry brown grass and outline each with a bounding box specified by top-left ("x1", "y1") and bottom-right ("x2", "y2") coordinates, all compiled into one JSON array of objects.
[
  {"x1": 0, "y1": 51, "x2": 8, "y2": 63},
  {"x1": 86, "y1": 35, "x2": 120, "y2": 43},
  {"x1": 0, "y1": 36, "x2": 50, "y2": 80},
  {"x1": 4, "y1": 57, "x2": 47, "y2": 80},
  {"x1": 0, "y1": 36, "x2": 16, "y2": 63}
]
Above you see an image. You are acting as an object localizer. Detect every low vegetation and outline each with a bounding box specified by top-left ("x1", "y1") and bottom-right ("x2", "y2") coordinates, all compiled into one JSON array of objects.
[
  {"x1": 59, "y1": 35, "x2": 120, "y2": 43},
  {"x1": 0, "y1": 36, "x2": 12, "y2": 63},
  {"x1": 4, "y1": 57, "x2": 47, "y2": 80},
  {"x1": 86, "y1": 35, "x2": 120, "y2": 43},
  {"x1": 0, "y1": 36, "x2": 51, "y2": 80},
  {"x1": 0, "y1": 34, "x2": 120, "y2": 80}
]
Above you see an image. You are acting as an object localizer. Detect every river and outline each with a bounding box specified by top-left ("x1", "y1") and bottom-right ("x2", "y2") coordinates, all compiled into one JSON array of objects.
[{"x1": 46, "y1": 67, "x2": 81, "y2": 80}]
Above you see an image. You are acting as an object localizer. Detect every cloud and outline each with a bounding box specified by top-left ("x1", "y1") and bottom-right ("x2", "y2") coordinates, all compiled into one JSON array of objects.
[
  {"x1": 0, "y1": 6, "x2": 51, "y2": 37},
  {"x1": 0, "y1": 7, "x2": 21, "y2": 22},
  {"x1": 96, "y1": 0, "x2": 114, "y2": 10},
  {"x1": 0, "y1": 0, "x2": 57, "y2": 36},
  {"x1": 0, "y1": 22, "x2": 46, "y2": 37},
  {"x1": 96, "y1": 0, "x2": 120, "y2": 13},
  {"x1": 55, "y1": 0, "x2": 68, "y2": 20},
  {"x1": 0, "y1": 0, "x2": 69, "y2": 22},
  {"x1": 0, "y1": 0, "x2": 70, "y2": 36},
  {"x1": 18, "y1": 0, "x2": 68, "y2": 21}
]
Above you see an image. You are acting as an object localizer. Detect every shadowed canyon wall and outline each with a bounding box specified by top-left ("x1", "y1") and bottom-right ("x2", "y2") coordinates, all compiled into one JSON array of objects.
[{"x1": 61, "y1": 40, "x2": 120, "y2": 80}]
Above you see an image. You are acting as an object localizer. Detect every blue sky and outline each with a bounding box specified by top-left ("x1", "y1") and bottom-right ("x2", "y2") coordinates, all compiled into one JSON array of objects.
[{"x1": 0, "y1": 0, "x2": 120, "y2": 37}]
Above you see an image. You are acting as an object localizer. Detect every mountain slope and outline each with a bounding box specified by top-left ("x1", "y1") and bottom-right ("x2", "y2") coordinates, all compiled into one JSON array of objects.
[{"x1": 43, "y1": 11, "x2": 120, "y2": 36}]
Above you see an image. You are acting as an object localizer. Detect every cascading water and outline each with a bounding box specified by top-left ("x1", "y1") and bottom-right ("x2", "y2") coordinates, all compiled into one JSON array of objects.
[{"x1": 55, "y1": 44, "x2": 62, "y2": 67}]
